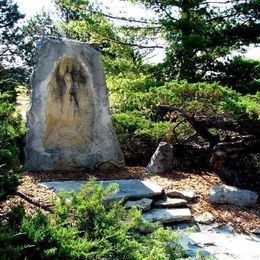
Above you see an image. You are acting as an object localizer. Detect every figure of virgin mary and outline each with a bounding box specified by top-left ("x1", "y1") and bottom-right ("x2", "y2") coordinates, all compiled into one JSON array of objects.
[{"x1": 43, "y1": 57, "x2": 94, "y2": 150}]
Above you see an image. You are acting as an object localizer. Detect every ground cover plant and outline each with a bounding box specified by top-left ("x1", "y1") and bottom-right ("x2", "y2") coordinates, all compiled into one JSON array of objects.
[{"x1": 0, "y1": 180, "x2": 186, "y2": 259}]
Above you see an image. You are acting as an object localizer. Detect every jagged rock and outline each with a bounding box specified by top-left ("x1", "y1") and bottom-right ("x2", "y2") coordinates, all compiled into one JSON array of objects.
[
  {"x1": 153, "y1": 198, "x2": 187, "y2": 208},
  {"x1": 41, "y1": 179, "x2": 163, "y2": 202},
  {"x1": 166, "y1": 189, "x2": 197, "y2": 201},
  {"x1": 142, "y1": 208, "x2": 192, "y2": 223},
  {"x1": 209, "y1": 184, "x2": 258, "y2": 207},
  {"x1": 194, "y1": 212, "x2": 215, "y2": 224},
  {"x1": 146, "y1": 142, "x2": 173, "y2": 174},
  {"x1": 124, "y1": 198, "x2": 153, "y2": 211},
  {"x1": 24, "y1": 38, "x2": 124, "y2": 171}
]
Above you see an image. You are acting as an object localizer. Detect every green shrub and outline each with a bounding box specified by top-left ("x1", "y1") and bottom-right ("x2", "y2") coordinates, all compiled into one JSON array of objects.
[
  {"x1": 0, "y1": 93, "x2": 25, "y2": 199},
  {"x1": 0, "y1": 66, "x2": 27, "y2": 103},
  {"x1": 238, "y1": 92, "x2": 260, "y2": 118},
  {"x1": 110, "y1": 77, "x2": 259, "y2": 119},
  {"x1": 113, "y1": 113, "x2": 172, "y2": 165},
  {"x1": 0, "y1": 180, "x2": 186, "y2": 259},
  {"x1": 209, "y1": 56, "x2": 260, "y2": 95},
  {"x1": 110, "y1": 78, "x2": 260, "y2": 164}
]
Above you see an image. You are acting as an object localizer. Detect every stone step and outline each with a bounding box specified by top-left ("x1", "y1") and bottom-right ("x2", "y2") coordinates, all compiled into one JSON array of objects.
[
  {"x1": 124, "y1": 198, "x2": 153, "y2": 211},
  {"x1": 142, "y1": 208, "x2": 192, "y2": 223},
  {"x1": 40, "y1": 179, "x2": 164, "y2": 202},
  {"x1": 153, "y1": 198, "x2": 188, "y2": 208},
  {"x1": 166, "y1": 189, "x2": 197, "y2": 201}
]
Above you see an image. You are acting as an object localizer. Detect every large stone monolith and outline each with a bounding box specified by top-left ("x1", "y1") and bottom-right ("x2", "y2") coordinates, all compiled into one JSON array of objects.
[{"x1": 24, "y1": 39, "x2": 124, "y2": 171}]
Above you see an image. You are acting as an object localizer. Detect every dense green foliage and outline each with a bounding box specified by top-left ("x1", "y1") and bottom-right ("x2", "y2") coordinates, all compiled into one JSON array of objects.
[
  {"x1": 0, "y1": 0, "x2": 28, "y2": 98},
  {"x1": 110, "y1": 77, "x2": 260, "y2": 159},
  {"x1": 0, "y1": 181, "x2": 185, "y2": 259},
  {"x1": 0, "y1": 65, "x2": 29, "y2": 102},
  {"x1": 209, "y1": 56, "x2": 260, "y2": 94},
  {"x1": 0, "y1": 1, "x2": 25, "y2": 199},
  {"x1": 0, "y1": 94, "x2": 25, "y2": 199}
]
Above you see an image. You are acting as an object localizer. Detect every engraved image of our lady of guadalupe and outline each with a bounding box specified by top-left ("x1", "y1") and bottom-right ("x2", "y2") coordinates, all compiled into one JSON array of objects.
[{"x1": 43, "y1": 57, "x2": 94, "y2": 150}]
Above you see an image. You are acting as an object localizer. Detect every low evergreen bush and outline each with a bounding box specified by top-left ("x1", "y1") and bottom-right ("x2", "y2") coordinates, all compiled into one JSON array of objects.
[
  {"x1": 0, "y1": 180, "x2": 186, "y2": 259},
  {"x1": 110, "y1": 77, "x2": 260, "y2": 164}
]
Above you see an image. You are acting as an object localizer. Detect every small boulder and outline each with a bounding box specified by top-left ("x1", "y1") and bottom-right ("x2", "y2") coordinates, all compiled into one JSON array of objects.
[
  {"x1": 209, "y1": 184, "x2": 258, "y2": 207},
  {"x1": 146, "y1": 142, "x2": 173, "y2": 174},
  {"x1": 124, "y1": 198, "x2": 153, "y2": 211},
  {"x1": 166, "y1": 189, "x2": 197, "y2": 201},
  {"x1": 194, "y1": 212, "x2": 215, "y2": 224},
  {"x1": 153, "y1": 198, "x2": 188, "y2": 208}
]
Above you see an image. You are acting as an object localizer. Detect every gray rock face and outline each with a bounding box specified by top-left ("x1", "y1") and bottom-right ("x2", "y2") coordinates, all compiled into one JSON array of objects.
[
  {"x1": 209, "y1": 184, "x2": 258, "y2": 207},
  {"x1": 124, "y1": 198, "x2": 153, "y2": 211},
  {"x1": 24, "y1": 38, "x2": 124, "y2": 171},
  {"x1": 146, "y1": 142, "x2": 173, "y2": 174},
  {"x1": 142, "y1": 208, "x2": 192, "y2": 223},
  {"x1": 166, "y1": 189, "x2": 197, "y2": 201},
  {"x1": 153, "y1": 198, "x2": 187, "y2": 208},
  {"x1": 40, "y1": 179, "x2": 163, "y2": 202}
]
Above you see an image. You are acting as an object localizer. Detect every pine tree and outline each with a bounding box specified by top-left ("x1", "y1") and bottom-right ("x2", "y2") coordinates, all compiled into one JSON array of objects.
[
  {"x1": 134, "y1": 0, "x2": 260, "y2": 82},
  {"x1": 0, "y1": 0, "x2": 24, "y2": 62}
]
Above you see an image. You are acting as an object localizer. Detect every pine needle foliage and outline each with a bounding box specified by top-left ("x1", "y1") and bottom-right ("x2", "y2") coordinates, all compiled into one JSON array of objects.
[{"x1": 0, "y1": 180, "x2": 186, "y2": 259}]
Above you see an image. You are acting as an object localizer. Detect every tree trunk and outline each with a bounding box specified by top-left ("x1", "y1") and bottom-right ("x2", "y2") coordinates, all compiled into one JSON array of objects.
[{"x1": 157, "y1": 104, "x2": 260, "y2": 190}]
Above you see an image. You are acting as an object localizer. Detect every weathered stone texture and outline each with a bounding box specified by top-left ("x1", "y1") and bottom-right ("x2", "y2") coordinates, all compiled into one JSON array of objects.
[
  {"x1": 209, "y1": 184, "x2": 258, "y2": 207},
  {"x1": 146, "y1": 142, "x2": 173, "y2": 174},
  {"x1": 153, "y1": 198, "x2": 188, "y2": 208},
  {"x1": 142, "y1": 208, "x2": 192, "y2": 223},
  {"x1": 24, "y1": 39, "x2": 124, "y2": 171}
]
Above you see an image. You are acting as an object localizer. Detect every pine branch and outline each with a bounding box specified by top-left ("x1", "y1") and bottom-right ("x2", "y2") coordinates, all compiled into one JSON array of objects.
[
  {"x1": 95, "y1": 11, "x2": 160, "y2": 25},
  {"x1": 91, "y1": 27, "x2": 164, "y2": 49},
  {"x1": 16, "y1": 191, "x2": 53, "y2": 213}
]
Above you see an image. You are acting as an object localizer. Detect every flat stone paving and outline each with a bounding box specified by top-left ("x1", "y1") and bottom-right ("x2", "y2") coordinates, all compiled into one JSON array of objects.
[
  {"x1": 41, "y1": 179, "x2": 163, "y2": 202},
  {"x1": 181, "y1": 229, "x2": 260, "y2": 259},
  {"x1": 174, "y1": 223, "x2": 260, "y2": 259}
]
